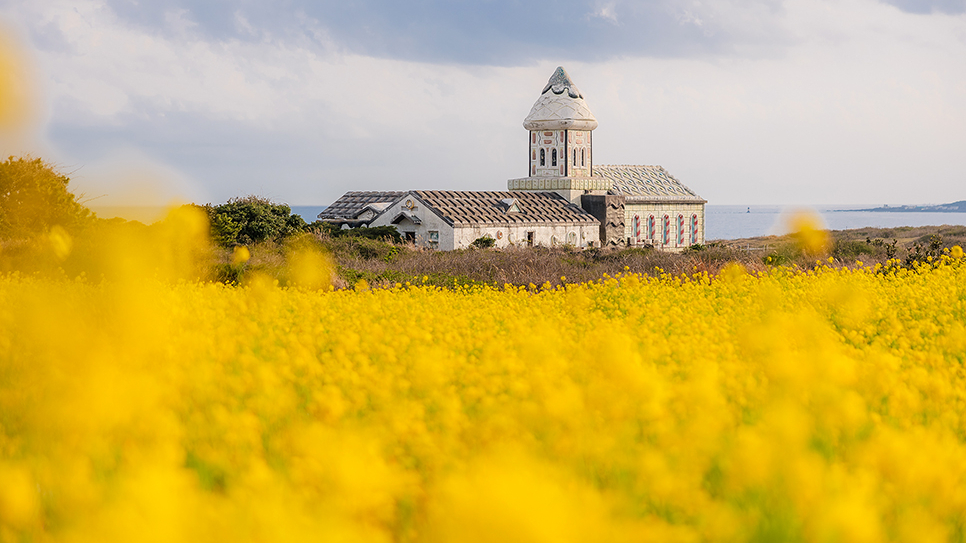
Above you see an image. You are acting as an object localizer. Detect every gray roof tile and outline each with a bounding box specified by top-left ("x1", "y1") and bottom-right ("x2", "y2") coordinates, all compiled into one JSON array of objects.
[
  {"x1": 596, "y1": 165, "x2": 705, "y2": 202},
  {"x1": 414, "y1": 190, "x2": 597, "y2": 226},
  {"x1": 318, "y1": 191, "x2": 406, "y2": 219}
]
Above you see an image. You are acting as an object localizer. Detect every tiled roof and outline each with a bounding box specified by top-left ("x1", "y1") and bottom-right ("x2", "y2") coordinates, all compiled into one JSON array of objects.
[
  {"x1": 413, "y1": 190, "x2": 598, "y2": 227},
  {"x1": 596, "y1": 165, "x2": 705, "y2": 202},
  {"x1": 318, "y1": 191, "x2": 405, "y2": 219}
]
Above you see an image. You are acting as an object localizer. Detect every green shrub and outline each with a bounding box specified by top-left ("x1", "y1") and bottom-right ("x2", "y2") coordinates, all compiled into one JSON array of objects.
[
  {"x1": 864, "y1": 237, "x2": 898, "y2": 259},
  {"x1": 311, "y1": 222, "x2": 402, "y2": 244},
  {"x1": 905, "y1": 234, "x2": 945, "y2": 267},
  {"x1": 204, "y1": 196, "x2": 306, "y2": 247},
  {"x1": 324, "y1": 236, "x2": 402, "y2": 261},
  {"x1": 832, "y1": 240, "x2": 876, "y2": 261},
  {"x1": 0, "y1": 155, "x2": 94, "y2": 239},
  {"x1": 471, "y1": 236, "x2": 496, "y2": 249}
]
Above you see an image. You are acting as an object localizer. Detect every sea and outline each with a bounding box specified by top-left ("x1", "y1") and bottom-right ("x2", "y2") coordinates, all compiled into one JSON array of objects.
[
  {"x1": 92, "y1": 205, "x2": 966, "y2": 242},
  {"x1": 703, "y1": 205, "x2": 966, "y2": 241}
]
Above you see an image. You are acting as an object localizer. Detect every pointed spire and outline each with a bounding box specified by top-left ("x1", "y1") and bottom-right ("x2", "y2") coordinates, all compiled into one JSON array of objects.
[
  {"x1": 541, "y1": 66, "x2": 583, "y2": 99},
  {"x1": 523, "y1": 66, "x2": 597, "y2": 131}
]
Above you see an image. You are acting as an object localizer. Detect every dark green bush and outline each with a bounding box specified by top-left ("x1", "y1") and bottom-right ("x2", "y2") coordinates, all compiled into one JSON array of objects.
[
  {"x1": 311, "y1": 222, "x2": 402, "y2": 244},
  {"x1": 204, "y1": 196, "x2": 306, "y2": 247},
  {"x1": 471, "y1": 236, "x2": 496, "y2": 249}
]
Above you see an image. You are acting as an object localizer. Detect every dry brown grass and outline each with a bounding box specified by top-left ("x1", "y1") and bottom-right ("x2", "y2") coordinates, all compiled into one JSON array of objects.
[
  {"x1": 206, "y1": 225, "x2": 966, "y2": 289},
  {"x1": 326, "y1": 242, "x2": 769, "y2": 289}
]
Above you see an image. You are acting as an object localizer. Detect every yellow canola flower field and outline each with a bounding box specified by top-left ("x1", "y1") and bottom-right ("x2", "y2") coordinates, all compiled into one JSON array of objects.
[{"x1": 2, "y1": 258, "x2": 966, "y2": 543}]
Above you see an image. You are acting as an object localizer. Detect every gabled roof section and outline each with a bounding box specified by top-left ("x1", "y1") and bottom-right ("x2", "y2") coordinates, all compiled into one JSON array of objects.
[
  {"x1": 413, "y1": 190, "x2": 598, "y2": 227},
  {"x1": 318, "y1": 191, "x2": 406, "y2": 220},
  {"x1": 596, "y1": 165, "x2": 706, "y2": 203},
  {"x1": 523, "y1": 67, "x2": 598, "y2": 131},
  {"x1": 390, "y1": 211, "x2": 422, "y2": 225}
]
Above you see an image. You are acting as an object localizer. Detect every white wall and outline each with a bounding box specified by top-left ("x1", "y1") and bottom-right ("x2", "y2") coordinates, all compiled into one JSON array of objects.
[
  {"x1": 453, "y1": 222, "x2": 599, "y2": 249},
  {"x1": 369, "y1": 194, "x2": 456, "y2": 250}
]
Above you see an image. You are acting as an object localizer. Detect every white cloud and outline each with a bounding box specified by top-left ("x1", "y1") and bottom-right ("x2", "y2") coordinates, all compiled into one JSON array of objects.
[
  {"x1": 592, "y1": 2, "x2": 620, "y2": 24},
  {"x1": 1, "y1": 0, "x2": 964, "y2": 208},
  {"x1": 585, "y1": 0, "x2": 966, "y2": 204}
]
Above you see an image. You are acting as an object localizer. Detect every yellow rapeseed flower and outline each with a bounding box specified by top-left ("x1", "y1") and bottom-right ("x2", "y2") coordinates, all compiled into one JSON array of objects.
[
  {"x1": 1, "y1": 247, "x2": 965, "y2": 542},
  {"x1": 232, "y1": 246, "x2": 251, "y2": 265}
]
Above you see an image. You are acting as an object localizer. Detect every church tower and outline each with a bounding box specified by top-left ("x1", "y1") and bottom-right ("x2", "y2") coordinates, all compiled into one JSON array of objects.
[{"x1": 507, "y1": 67, "x2": 612, "y2": 204}]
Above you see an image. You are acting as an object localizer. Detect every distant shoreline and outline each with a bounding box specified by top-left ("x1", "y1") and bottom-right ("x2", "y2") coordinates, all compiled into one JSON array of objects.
[{"x1": 836, "y1": 200, "x2": 966, "y2": 213}]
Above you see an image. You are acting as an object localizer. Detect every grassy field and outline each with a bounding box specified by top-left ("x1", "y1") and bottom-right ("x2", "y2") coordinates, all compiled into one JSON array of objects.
[{"x1": 226, "y1": 223, "x2": 966, "y2": 290}]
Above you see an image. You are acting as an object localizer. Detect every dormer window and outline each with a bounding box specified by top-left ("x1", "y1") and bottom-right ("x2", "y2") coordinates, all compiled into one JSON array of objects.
[{"x1": 500, "y1": 198, "x2": 522, "y2": 213}]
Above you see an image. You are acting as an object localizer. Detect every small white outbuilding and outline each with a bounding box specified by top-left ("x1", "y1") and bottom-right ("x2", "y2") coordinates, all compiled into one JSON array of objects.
[{"x1": 321, "y1": 190, "x2": 600, "y2": 250}]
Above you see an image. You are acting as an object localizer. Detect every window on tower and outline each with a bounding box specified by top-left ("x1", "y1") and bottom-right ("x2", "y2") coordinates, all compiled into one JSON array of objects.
[
  {"x1": 540, "y1": 148, "x2": 545, "y2": 166},
  {"x1": 573, "y1": 148, "x2": 577, "y2": 166},
  {"x1": 552, "y1": 148, "x2": 557, "y2": 167},
  {"x1": 581, "y1": 148, "x2": 585, "y2": 166}
]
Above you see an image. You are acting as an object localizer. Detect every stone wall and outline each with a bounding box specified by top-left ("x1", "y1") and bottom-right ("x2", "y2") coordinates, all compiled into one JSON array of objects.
[{"x1": 581, "y1": 194, "x2": 626, "y2": 246}]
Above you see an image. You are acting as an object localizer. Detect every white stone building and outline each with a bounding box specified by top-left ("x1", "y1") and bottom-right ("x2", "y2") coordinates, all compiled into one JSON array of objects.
[
  {"x1": 320, "y1": 190, "x2": 599, "y2": 250},
  {"x1": 320, "y1": 67, "x2": 706, "y2": 251},
  {"x1": 508, "y1": 67, "x2": 706, "y2": 251}
]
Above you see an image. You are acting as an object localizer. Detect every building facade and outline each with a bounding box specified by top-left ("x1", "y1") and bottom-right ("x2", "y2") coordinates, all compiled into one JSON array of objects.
[{"x1": 320, "y1": 67, "x2": 706, "y2": 251}]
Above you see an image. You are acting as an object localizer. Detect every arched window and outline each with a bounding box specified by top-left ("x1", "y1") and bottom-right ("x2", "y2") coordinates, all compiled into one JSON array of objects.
[
  {"x1": 540, "y1": 148, "x2": 545, "y2": 166},
  {"x1": 581, "y1": 148, "x2": 585, "y2": 166},
  {"x1": 551, "y1": 148, "x2": 557, "y2": 167},
  {"x1": 634, "y1": 214, "x2": 641, "y2": 240},
  {"x1": 648, "y1": 215, "x2": 655, "y2": 240},
  {"x1": 691, "y1": 214, "x2": 699, "y2": 245},
  {"x1": 663, "y1": 215, "x2": 670, "y2": 246},
  {"x1": 678, "y1": 214, "x2": 685, "y2": 246}
]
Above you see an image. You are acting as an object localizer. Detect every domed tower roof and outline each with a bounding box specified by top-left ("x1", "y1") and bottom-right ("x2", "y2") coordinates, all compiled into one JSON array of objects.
[{"x1": 523, "y1": 67, "x2": 598, "y2": 131}]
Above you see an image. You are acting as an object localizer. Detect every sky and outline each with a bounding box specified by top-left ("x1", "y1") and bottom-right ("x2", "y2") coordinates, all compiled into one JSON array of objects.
[{"x1": 0, "y1": 0, "x2": 964, "y2": 209}]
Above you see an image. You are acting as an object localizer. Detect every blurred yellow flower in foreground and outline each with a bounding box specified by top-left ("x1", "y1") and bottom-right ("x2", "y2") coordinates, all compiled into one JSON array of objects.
[
  {"x1": 0, "y1": 34, "x2": 35, "y2": 131},
  {"x1": 48, "y1": 225, "x2": 72, "y2": 260},
  {"x1": 1, "y1": 253, "x2": 965, "y2": 542},
  {"x1": 231, "y1": 245, "x2": 251, "y2": 265},
  {"x1": 787, "y1": 209, "x2": 830, "y2": 255}
]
